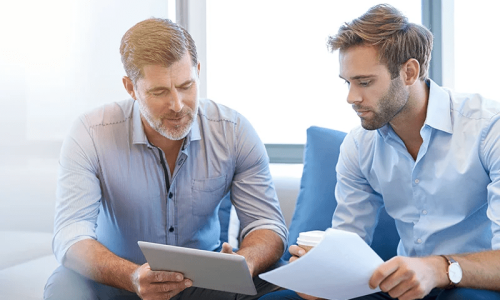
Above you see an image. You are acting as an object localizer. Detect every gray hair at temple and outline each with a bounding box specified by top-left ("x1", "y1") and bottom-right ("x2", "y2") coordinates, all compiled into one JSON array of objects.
[
  {"x1": 327, "y1": 4, "x2": 433, "y2": 81},
  {"x1": 120, "y1": 18, "x2": 198, "y2": 85}
]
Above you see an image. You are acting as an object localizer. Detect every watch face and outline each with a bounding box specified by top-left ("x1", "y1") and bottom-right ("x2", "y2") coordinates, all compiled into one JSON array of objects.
[{"x1": 449, "y1": 263, "x2": 462, "y2": 284}]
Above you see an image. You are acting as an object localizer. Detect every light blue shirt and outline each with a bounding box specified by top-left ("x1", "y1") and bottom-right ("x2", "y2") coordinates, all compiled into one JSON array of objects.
[
  {"x1": 333, "y1": 80, "x2": 500, "y2": 257},
  {"x1": 53, "y1": 98, "x2": 287, "y2": 264}
]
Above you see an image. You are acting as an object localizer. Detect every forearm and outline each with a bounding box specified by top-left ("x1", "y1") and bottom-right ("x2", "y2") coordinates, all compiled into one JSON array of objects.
[
  {"x1": 453, "y1": 250, "x2": 500, "y2": 290},
  {"x1": 64, "y1": 239, "x2": 139, "y2": 292},
  {"x1": 237, "y1": 229, "x2": 284, "y2": 277}
]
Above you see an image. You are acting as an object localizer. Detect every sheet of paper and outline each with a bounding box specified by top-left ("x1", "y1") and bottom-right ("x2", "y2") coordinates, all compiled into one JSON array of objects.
[{"x1": 259, "y1": 228, "x2": 384, "y2": 300}]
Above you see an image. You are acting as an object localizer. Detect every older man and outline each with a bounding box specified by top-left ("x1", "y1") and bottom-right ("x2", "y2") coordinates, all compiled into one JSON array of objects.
[{"x1": 44, "y1": 18, "x2": 287, "y2": 300}]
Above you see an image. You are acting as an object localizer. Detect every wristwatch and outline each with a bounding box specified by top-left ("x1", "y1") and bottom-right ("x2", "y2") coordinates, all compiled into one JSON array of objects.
[{"x1": 440, "y1": 255, "x2": 462, "y2": 288}]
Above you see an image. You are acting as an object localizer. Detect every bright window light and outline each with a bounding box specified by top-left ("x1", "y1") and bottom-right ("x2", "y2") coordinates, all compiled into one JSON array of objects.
[{"x1": 206, "y1": 1, "x2": 422, "y2": 144}]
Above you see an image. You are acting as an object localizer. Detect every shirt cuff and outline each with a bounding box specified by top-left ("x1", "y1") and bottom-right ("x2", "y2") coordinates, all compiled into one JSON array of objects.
[
  {"x1": 52, "y1": 221, "x2": 97, "y2": 263},
  {"x1": 240, "y1": 219, "x2": 288, "y2": 255}
]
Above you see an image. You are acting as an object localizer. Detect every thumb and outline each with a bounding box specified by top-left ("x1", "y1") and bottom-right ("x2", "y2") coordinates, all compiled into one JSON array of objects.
[{"x1": 220, "y1": 242, "x2": 234, "y2": 254}]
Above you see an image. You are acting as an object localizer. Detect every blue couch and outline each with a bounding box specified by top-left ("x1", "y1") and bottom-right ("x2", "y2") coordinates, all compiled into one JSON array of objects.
[{"x1": 283, "y1": 126, "x2": 400, "y2": 262}]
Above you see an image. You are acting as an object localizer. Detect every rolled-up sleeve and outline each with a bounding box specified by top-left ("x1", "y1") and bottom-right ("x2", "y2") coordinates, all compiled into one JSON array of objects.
[
  {"x1": 230, "y1": 113, "x2": 288, "y2": 250},
  {"x1": 52, "y1": 116, "x2": 102, "y2": 263}
]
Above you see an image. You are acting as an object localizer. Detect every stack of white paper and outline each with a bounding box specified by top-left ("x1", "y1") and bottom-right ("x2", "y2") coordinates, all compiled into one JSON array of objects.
[{"x1": 259, "y1": 228, "x2": 384, "y2": 300}]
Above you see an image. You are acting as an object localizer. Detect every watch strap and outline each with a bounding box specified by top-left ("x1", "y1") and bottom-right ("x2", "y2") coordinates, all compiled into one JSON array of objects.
[{"x1": 440, "y1": 255, "x2": 458, "y2": 289}]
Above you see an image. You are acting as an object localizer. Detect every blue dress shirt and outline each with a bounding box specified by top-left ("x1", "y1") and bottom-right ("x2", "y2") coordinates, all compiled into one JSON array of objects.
[
  {"x1": 333, "y1": 80, "x2": 500, "y2": 257},
  {"x1": 53, "y1": 98, "x2": 287, "y2": 264}
]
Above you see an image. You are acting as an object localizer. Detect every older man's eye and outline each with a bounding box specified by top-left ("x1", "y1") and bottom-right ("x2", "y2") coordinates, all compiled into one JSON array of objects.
[
  {"x1": 359, "y1": 81, "x2": 370, "y2": 87},
  {"x1": 150, "y1": 90, "x2": 166, "y2": 96},
  {"x1": 181, "y1": 83, "x2": 193, "y2": 90}
]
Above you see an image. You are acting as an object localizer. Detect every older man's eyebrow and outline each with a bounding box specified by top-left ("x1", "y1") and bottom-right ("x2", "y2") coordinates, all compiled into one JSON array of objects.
[
  {"x1": 146, "y1": 86, "x2": 169, "y2": 93},
  {"x1": 146, "y1": 79, "x2": 195, "y2": 93}
]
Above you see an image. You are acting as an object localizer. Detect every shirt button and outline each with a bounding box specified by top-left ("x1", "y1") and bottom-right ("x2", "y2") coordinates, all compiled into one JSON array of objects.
[
  {"x1": 414, "y1": 179, "x2": 420, "y2": 184},
  {"x1": 422, "y1": 210, "x2": 428, "y2": 215},
  {"x1": 169, "y1": 226, "x2": 174, "y2": 232},
  {"x1": 169, "y1": 192, "x2": 173, "y2": 199},
  {"x1": 416, "y1": 238, "x2": 422, "y2": 244}
]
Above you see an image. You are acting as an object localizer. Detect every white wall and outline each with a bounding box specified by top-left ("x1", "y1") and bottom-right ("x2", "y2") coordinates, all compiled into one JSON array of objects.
[{"x1": 0, "y1": 0, "x2": 172, "y2": 233}]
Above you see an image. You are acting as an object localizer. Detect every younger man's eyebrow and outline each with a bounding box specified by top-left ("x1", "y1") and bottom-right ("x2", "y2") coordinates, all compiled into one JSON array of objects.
[{"x1": 340, "y1": 75, "x2": 377, "y2": 81}]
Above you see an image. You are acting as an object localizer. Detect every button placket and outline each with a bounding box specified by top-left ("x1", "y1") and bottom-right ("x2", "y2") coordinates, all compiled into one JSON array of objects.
[{"x1": 166, "y1": 187, "x2": 175, "y2": 242}]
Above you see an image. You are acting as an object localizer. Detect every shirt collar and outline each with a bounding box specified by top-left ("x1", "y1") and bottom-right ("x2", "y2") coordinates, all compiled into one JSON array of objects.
[
  {"x1": 424, "y1": 79, "x2": 453, "y2": 134},
  {"x1": 377, "y1": 78, "x2": 453, "y2": 138},
  {"x1": 132, "y1": 100, "x2": 202, "y2": 147},
  {"x1": 182, "y1": 113, "x2": 201, "y2": 150},
  {"x1": 132, "y1": 100, "x2": 148, "y2": 145}
]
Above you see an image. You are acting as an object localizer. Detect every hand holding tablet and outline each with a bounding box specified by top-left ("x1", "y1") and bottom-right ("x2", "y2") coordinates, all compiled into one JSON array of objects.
[
  {"x1": 130, "y1": 259, "x2": 193, "y2": 299},
  {"x1": 138, "y1": 241, "x2": 257, "y2": 295}
]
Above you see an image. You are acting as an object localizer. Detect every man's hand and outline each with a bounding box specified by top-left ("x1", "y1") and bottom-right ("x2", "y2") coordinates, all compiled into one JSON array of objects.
[
  {"x1": 369, "y1": 256, "x2": 448, "y2": 300},
  {"x1": 288, "y1": 245, "x2": 307, "y2": 263},
  {"x1": 220, "y1": 242, "x2": 255, "y2": 276},
  {"x1": 220, "y1": 242, "x2": 236, "y2": 255},
  {"x1": 131, "y1": 262, "x2": 192, "y2": 300}
]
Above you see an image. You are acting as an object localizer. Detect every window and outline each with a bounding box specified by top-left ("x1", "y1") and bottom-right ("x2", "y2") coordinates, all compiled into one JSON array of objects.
[
  {"x1": 454, "y1": 0, "x2": 499, "y2": 100},
  {"x1": 0, "y1": 0, "x2": 172, "y2": 146},
  {"x1": 205, "y1": 1, "x2": 422, "y2": 144}
]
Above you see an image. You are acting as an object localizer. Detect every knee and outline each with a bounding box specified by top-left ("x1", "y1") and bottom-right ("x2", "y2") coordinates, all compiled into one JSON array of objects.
[{"x1": 44, "y1": 265, "x2": 97, "y2": 300}]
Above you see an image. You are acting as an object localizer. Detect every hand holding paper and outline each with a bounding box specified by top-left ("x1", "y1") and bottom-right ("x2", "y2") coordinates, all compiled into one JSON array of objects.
[{"x1": 259, "y1": 228, "x2": 384, "y2": 300}]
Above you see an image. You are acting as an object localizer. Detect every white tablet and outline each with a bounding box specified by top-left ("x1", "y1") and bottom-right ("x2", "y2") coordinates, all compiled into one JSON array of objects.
[{"x1": 138, "y1": 241, "x2": 257, "y2": 295}]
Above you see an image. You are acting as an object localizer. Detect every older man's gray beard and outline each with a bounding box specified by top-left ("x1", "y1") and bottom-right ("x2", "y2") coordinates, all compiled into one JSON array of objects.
[{"x1": 138, "y1": 100, "x2": 198, "y2": 141}]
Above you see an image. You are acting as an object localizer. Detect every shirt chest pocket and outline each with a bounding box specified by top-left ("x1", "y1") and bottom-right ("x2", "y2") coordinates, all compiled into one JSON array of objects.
[{"x1": 191, "y1": 175, "x2": 227, "y2": 216}]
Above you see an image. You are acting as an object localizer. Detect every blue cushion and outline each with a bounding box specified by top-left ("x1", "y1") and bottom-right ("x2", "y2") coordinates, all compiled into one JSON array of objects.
[{"x1": 283, "y1": 126, "x2": 399, "y2": 261}]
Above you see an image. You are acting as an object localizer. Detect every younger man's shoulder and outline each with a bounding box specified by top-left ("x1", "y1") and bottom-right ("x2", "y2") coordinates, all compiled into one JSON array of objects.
[{"x1": 450, "y1": 90, "x2": 500, "y2": 120}]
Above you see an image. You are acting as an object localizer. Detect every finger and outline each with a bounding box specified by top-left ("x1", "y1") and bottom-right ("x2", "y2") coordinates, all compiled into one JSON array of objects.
[
  {"x1": 289, "y1": 255, "x2": 299, "y2": 263},
  {"x1": 369, "y1": 258, "x2": 400, "y2": 289},
  {"x1": 160, "y1": 279, "x2": 194, "y2": 300},
  {"x1": 148, "y1": 270, "x2": 185, "y2": 283},
  {"x1": 289, "y1": 245, "x2": 305, "y2": 257},
  {"x1": 220, "y1": 242, "x2": 234, "y2": 254},
  {"x1": 382, "y1": 274, "x2": 415, "y2": 299},
  {"x1": 152, "y1": 279, "x2": 193, "y2": 294},
  {"x1": 394, "y1": 285, "x2": 428, "y2": 300}
]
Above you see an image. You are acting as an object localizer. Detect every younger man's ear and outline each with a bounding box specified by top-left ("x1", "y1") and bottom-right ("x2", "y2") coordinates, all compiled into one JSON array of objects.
[
  {"x1": 122, "y1": 76, "x2": 137, "y2": 100},
  {"x1": 401, "y1": 58, "x2": 420, "y2": 86}
]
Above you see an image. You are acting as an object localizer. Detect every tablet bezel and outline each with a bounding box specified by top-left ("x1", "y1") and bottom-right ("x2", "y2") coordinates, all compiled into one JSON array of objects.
[{"x1": 137, "y1": 241, "x2": 257, "y2": 295}]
